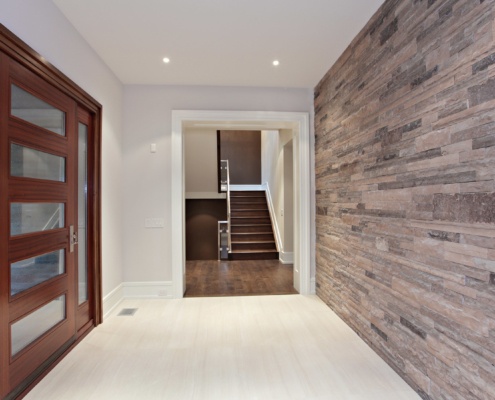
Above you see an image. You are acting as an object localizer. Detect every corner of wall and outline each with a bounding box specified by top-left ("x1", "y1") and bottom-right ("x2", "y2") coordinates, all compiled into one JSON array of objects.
[
  {"x1": 279, "y1": 251, "x2": 294, "y2": 264},
  {"x1": 102, "y1": 284, "x2": 124, "y2": 319}
]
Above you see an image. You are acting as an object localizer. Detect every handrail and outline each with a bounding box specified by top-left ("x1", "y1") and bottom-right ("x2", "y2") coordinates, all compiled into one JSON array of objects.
[{"x1": 224, "y1": 160, "x2": 232, "y2": 254}]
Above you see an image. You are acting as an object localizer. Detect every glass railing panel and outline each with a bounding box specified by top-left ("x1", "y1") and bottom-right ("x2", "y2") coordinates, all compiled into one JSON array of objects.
[{"x1": 218, "y1": 221, "x2": 229, "y2": 260}]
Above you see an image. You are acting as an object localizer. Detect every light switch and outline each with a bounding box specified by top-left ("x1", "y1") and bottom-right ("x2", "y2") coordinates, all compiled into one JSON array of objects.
[
  {"x1": 145, "y1": 218, "x2": 164, "y2": 228},
  {"x1": 281, "y1": 209, "x2": 284, "y2": 217},
  {"x1": 150, "y1": 143, "x2": 157, "y2": 153}
]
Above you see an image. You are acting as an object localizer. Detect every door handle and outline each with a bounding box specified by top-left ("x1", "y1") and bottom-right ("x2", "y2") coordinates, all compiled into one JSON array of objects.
[{"x1": 70, "y1": 225, "x2": 78, "y2": 252}]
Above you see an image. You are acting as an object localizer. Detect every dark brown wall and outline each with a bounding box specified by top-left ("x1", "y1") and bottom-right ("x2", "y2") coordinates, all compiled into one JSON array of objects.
[
  {"x1": 186, "y1": 199, "x2": 227, "y2": 260},
  {"x1": 315, "y1": 1, "x2": 495, "y2": 399},
  {"x1": 219, "y1": 130, "x2": 261, "y2": 185}
]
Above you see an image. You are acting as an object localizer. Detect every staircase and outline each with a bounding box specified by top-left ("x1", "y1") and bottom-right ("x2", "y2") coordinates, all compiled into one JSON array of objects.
[{"x1": 229, "y1": 191, "x2": 278, "y2": 260}]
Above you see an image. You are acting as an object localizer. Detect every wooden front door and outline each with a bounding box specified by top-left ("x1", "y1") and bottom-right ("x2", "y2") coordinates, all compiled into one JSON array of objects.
[{"x1": 0, "y1": 25, "x2": 102, "y2": 400}]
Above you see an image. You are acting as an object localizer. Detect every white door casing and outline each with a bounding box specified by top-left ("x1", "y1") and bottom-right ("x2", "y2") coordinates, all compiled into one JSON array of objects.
[{"x1": 171, "y1": 110, "x2": 311, "y2": 297}]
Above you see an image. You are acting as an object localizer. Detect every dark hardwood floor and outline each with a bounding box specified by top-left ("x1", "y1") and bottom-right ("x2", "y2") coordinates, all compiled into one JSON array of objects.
[{"x1": 185, "y1": 259, "x2": 298, "y2": 297}]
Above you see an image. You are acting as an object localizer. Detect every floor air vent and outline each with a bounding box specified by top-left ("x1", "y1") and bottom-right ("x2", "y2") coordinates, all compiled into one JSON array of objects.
[{"x1": 118, "y1": 308, "x2": 138, "y2": 316}]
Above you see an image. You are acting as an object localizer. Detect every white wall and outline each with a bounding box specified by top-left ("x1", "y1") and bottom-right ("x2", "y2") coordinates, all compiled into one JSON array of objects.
[
  {"x1": 261, "y1": 129, "x2": 294, "y2": 257},
  {"x1": 1, "y1": 0, "x2": 125, "y2": 298},
  {"x1": 184, "y1": 128, "x2": 220, "y2": 197},
  {"x1": 122, "y1": 85, "x2": 313, "y2": 283},
  {"x1": 283, "y1": 140, "x2": 294, "y2": 253}
]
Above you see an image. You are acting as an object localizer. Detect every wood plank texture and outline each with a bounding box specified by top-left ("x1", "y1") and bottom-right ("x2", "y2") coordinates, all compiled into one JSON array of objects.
[
  {"x1": 185, "y1": 199, "x2": 227, "y2": 260},
  {"x1": 219, "y1": 130, "x2": 261, "y2": 185},
  {"x1": 185, "y1": 260, "x2": 297, "y2": 297}
]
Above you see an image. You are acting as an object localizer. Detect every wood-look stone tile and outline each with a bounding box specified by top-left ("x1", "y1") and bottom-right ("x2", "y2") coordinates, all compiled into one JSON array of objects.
[{"x1": 25, "y1": 296, "x2": 420, "y2": 400}]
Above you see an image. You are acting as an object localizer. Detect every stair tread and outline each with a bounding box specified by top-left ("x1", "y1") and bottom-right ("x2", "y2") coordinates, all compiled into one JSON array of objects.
[
  {"x1": 230, "y1": 207, "x2": 268, "y2": 213},
  {"x1": 231, "y1": 206, "x2": 266, "y2": 208},
  {"x1": 231, "y1": 235, "x2": 273, "y2": 238},
  {"x1": 231, "y1": 195, "x2": 265, "y2": 198},
  {"x1": 232, "y1": 240, "x2": 275, "y2": 244},
  {"x1": 231, "y1": 217, "x2": 270, "y2": 219},
  {"x1": 231, "y1": 223, "x2": 271, "y2": 225},
  {"x1": 231, "y1": 232, "x2": 273, "y2": 235},
  {"x1": 230, "y1": 249, "x2": 278, "y2": 254},
  {"x1": 231, "y1": 192, "x2": 264, "y2": 194},
  {"x1": 231, "y1": 217, "x2": 269, "y2": 219},
  {"x1": 234, "y1": 202, "x2": 263, "y2": 206}
]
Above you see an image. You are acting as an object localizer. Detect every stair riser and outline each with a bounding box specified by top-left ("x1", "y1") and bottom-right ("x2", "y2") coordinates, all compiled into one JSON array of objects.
[
  {"x1": 231, "y1": 225, "x2": 273, "y2": 233},
  {"x1": 231, "y1": 210, "x2": 270, "y2": 217},
  {"x1": 229, "y1": 252, "x2": 279, "y2": 261},
  {"x1": 231, "y1": 234, "x2": 274, "y2": 242},
  {"x1": 231, "y1": 191, "x2": 265, "y2": 197},
  {"x1": 231, "y1": 217, "x2": 271, "y2": 225},
  {"x1": 230, "y1": 203, "x2": 267, "y2": 210},
  {"x1": 232, "y1": 243, "x2": 277, "y2": 251},
  {"x1": 231, "y1": 197, "x2": 266, "y2": 204}
]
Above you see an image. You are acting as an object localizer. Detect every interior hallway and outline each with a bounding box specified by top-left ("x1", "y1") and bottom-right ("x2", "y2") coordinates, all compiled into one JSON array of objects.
[{"x1": 25, "y1": 295, "x2": 420, "y2": 400}]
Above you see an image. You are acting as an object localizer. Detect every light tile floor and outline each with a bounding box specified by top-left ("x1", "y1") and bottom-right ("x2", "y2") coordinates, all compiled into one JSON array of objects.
[{"x1": 25, "y1": 295, "x2": 420, "y2": 400}]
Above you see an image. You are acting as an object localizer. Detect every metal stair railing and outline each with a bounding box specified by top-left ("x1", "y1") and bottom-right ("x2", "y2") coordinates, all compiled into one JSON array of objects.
[{"x1": 218, "y1": 159, "x2": 231, "y2": 260}]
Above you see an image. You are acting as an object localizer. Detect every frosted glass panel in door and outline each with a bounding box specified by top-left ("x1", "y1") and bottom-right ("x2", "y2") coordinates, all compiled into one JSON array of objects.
[
  {"x1": 10, "y1": 203, "x2": 65, "y2": 236},
  {"x1": 10, "y1": 249, "x2": 65, "y2": 296},
  {"x1": 11, "y1": 143, "x2": 65, "y2": 182},
  {"x1": 11, "y1": 295, "x2": 66, "y2": 356},
  {"x1": 78, "y1": 123, "x2": 88, "y2": 304},
  {"x1": 11, "y1": 84, "x2": 66, "y2": 135}
]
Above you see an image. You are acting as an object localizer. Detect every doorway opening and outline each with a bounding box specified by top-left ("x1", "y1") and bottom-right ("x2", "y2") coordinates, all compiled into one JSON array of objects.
[{"x1": 171, "y1": 111, "x2": 311, "y2": 298}]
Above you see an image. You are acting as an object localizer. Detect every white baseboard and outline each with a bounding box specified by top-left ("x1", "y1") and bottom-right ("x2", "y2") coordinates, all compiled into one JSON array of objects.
[
  {"x1": 102, "y1": 282, "x2": 173, "y2": 320},
  {"x1": 311, "y1": 277, "x2": 316, "y2": 294},
  {"x1": 230, "y1": 184, "x2": 264, "y2": 191},
  {"x1": 279, "y1": 251, "x2": 294, "y2": 264},
  {"x1": 103, "y1": 284, "x2": 124, "y2": 320},
  {"x1": 122, "y1": 281, "x2": 174, "y2": 299}
]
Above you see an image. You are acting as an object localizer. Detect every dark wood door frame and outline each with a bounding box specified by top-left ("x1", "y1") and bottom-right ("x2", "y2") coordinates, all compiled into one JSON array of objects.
[{"x1": 0, "y1": 24, "x2": 102, "y2": 400}]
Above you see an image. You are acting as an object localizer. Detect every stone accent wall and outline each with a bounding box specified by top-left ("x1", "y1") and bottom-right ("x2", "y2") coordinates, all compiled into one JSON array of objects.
[{"x1": 314, "y1": 1, "x2": 495, "y2": 399}]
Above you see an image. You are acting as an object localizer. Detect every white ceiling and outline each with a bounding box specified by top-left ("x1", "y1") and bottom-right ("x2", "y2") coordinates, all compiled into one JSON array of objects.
[{"x1": 52, "y1": 0, "x2": 384, "y2": 88}]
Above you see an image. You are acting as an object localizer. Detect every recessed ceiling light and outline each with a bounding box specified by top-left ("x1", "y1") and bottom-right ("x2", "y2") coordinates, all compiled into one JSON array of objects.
[
  {"x1": 163, "y1": 57, "x2": 170, "y2": 64},
  {"x1": 272, "y1": 60, "x2": 280, "y2": 66}
]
